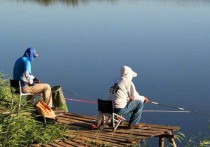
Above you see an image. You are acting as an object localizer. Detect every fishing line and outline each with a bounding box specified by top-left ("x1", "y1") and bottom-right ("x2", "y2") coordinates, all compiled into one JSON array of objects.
[
  {"x1": 63, "y1": 89, "x2": 96, "y2": 101},
  {"x1": 64, "y1": 98, "x2": 193, "y2": 113},
  {"x1": 62, "y1": 89, "x2": 210, "y2": 117},
  {"x1": 65, "y1": 97, "x2": 97, "y2": 104},
  {"x1": 149, "y1": 101, "x2": 210, "y2": 117},
  {"x1": 65, "y1": 98, "x2": 192, "y2": 113}
]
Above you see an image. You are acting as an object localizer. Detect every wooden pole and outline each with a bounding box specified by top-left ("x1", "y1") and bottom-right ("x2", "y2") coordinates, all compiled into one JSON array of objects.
[
  {"x1": 159, "y1": 136, "x2": 165, "y2": 147},
  {"x1": 167, "y1": 132, "x2": 177, "y2": 147}
]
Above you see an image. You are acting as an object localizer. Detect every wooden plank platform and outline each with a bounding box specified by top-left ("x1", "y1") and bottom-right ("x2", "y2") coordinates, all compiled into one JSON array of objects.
[{"x1": 47, "y1": 111, "x2": 180, "y2": 147}]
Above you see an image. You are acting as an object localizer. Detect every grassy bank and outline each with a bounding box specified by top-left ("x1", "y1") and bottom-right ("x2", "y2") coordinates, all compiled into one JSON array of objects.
[
  {"x1": 0, "y1": 72, "x2": 209, "y2": 146},
  {"x1": 0, "y1": 73, "x2": 68, "y2": 146}
]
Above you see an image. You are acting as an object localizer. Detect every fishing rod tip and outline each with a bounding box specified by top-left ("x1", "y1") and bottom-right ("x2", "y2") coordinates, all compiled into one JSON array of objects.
[{"x1": 150, "y1": 101, "x2": 159, "y2": 105}]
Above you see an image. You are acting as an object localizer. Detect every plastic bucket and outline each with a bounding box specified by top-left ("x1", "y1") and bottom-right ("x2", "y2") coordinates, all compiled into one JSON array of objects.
[{"x1": 51, "y1": 86, "x2": 68, "y2": 112}]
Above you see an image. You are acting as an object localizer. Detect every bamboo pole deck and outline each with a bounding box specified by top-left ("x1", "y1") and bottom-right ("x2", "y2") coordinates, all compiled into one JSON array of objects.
[{"x1": 41, "y1": 111, "x2": 180, "y2": 147}]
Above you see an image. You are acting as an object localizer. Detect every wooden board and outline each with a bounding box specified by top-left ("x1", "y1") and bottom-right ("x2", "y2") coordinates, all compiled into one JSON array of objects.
[{"x1": 51, "y1": 112, "x2": 180, "y2": 146}]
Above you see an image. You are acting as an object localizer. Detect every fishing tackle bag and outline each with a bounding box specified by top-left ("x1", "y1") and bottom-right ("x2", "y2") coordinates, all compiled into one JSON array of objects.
[{"x1": 35, "y1": 99, "x2": 56, "y2": 119}]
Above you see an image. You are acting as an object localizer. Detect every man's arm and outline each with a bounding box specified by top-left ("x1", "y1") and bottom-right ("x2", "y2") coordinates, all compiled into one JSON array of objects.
[
  {"x1": 24, "y1": 71, "x2": 35, "y2": 86},
  {"x1": 129, "y1": 82, "x2": 145, "y2": 103}
]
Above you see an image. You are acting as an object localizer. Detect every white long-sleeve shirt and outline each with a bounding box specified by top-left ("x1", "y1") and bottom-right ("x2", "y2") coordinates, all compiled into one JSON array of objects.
[
  {"x1": 108, "y1": 66, "x2": 145, "y2": 108},
  {"x1": 108, "y1": 77, "x2": 145, "y2": 108}
]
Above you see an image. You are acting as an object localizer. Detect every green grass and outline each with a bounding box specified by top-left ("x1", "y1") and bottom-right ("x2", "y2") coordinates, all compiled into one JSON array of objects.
[
  {"x1": 0, "y1": 72, "x2": 69, "y2": 146},
  {"x1": 0, "y1": 72, "x2": 210, "y2": 146},
  {"x1": 175, "y1": 130, "x2": 210, "y2": 147},
  {"x1": 0, "y1": 113, "x2": 68, "y2": 146}
]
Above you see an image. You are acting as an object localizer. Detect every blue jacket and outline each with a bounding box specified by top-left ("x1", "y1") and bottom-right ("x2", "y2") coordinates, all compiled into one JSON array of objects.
[{"x1": 13, "y1": 48, "x2": 36, "y2": 87}]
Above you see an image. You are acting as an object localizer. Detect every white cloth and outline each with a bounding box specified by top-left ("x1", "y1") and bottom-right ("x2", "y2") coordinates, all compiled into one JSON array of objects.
[
  {"x1": 24, "y1": 71, "x2": 35, "y2": 85},
  {"x1": 107, "y1": 66, "x2": 145, "y2": 108}
]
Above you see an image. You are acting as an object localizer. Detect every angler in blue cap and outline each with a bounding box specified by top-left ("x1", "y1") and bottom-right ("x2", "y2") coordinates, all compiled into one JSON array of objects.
[{"x1": 13, "y1": 47, "x2": 52, "y2": 107}]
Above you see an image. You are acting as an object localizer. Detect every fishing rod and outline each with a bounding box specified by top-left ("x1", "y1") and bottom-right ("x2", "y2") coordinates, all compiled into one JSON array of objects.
[
  {"x1": 63, "y1": 89, "x2": 210, "y2": 116},
  {"x1": 149, "y1": 101, "x2": 210, "y2": 117},
  {"x1": 65, "y1": 97, "x2": 192, "y2": 113},
  {"x1": 143, "y1": 110, "x2": 190, "y2": 113}
]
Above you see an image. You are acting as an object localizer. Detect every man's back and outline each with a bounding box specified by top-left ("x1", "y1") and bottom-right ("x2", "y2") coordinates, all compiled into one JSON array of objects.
[
  {"x1": 108, "y1": 77, "x2": 132, "y2": 109},
  {"x1": 13, "y1": 57, "x2": 31, "y2": 86}
]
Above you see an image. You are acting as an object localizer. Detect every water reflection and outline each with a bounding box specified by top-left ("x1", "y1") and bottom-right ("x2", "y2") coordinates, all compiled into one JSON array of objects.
[
  {"x1": 15, "y1": 0, "x2": 117, "y2": 7},
  {"x1": 5, "y1": 0, "x2": 210, "y2": 7}
]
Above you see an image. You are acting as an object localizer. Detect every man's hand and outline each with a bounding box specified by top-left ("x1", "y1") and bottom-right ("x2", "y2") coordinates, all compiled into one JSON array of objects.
[
  {"x1": 144, "y1": 97, "x2": 149, "y2": 103},
  {"x1": 128, "y1": 96, "x2": 134, "y2": 101},
  {"x1": 33, "y1": 77, "x2": 40, "y2": 83},
  {"x1": 29, "y1": 82, "x2": 35, "y2": 86}
]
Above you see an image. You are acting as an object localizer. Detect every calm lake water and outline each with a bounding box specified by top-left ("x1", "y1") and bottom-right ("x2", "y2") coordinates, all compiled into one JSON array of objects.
[{"x1": 1, "y1": 0, "x2": 210, "y2": 143}]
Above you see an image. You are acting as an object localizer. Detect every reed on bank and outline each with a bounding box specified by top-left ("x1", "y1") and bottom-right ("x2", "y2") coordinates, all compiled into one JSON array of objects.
[
  {"x1": 0, "y1": 72, "x2": 68, "y2": 146},
  {"x1": 0, "y1": 72, "x2": 209, "y2": 146}
]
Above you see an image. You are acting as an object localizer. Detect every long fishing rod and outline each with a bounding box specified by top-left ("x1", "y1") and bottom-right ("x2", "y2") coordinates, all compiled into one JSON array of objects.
[
  {"x1": 143, "y1": 110, "x2": 190, "y2": 113},
  {"x1": 63, "y1": 89, "x2": 210, "y2": 116},
  {"x1": 64, "y1": 98, "x2": 192, "y2": 113},
  {"x1": 149, "y1": 101, "x2": 210, "y2": 117}
]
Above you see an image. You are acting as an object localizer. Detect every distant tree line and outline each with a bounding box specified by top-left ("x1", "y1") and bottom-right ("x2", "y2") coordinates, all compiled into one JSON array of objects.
[
  {"x1": 15, "y1": 0, "x2": 117, "y2": 7},
  {"x1": 12, "y1": 0, "x2": 210, "y2": 7}
]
